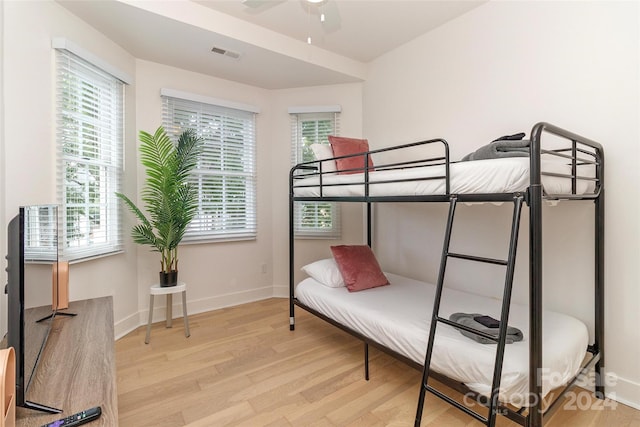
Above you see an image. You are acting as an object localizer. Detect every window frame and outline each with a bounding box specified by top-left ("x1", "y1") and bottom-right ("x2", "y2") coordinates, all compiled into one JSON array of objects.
[
  {"x1": 290, "y1": 108, "x2": 341, "y2": 239},
  {"x1": 161, "y1": 90, "x2": 258, "y2": 243},
  {"x1": 54, "y1": 44, "x2": 127, "y2": 262}
]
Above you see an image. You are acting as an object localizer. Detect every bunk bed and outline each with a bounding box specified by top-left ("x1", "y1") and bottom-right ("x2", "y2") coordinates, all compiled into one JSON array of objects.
[{"x1": 288, "y1": 122, "x2": 604, "y2": 427}]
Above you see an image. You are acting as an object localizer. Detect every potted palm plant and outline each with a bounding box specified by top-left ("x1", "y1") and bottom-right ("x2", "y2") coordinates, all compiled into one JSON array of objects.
[{"x1": 117, "y1": 126, "x2": 203, "y2": 287}]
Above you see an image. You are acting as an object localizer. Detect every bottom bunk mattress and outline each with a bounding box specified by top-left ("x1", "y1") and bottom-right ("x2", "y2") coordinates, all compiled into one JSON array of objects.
[{"x1": 295, "y1": 272, "x2": 588, "y2": 406}]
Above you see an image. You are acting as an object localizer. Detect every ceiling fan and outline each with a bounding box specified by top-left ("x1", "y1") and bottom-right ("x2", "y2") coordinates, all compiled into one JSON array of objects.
[{"x1": 241, "y1": 0, "x2": 342, "y2": 42}]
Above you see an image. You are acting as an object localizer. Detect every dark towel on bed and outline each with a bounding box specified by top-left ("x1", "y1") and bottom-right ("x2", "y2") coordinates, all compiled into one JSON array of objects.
[
  {"x1": 461, "y1": 132, "x2": 530, "y2": 161},
  {"x1": 449, "y1": 312, "x2": 524, "y2": 344}
]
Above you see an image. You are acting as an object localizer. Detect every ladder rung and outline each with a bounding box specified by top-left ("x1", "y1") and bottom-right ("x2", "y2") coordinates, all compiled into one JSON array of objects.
[
  {"x1": 436, "y1": 316, "x2": 499, "y2": 343},
  {"x1": 425, "y1": 384, "x2": 488, "y2": 424},
  {"x1": 447, "y1": 252, "x2": 508, "y2": 266},
  {"x1": 415, "y1": 196, "x2": 525, "y2": 427}
]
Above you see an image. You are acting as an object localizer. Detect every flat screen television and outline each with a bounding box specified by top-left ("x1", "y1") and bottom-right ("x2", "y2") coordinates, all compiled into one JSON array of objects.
[{"x1": 5, "y1": 205, "x2": 62, "y2": 414}]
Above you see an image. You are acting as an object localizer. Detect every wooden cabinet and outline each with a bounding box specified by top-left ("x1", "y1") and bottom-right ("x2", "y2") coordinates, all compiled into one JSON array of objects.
[
  {"x1": 16, "y1": 297, "x2": 117, "y2": 426},
  {"x1": 0, "y1": 347, "x2": 16, "y2": 427}
]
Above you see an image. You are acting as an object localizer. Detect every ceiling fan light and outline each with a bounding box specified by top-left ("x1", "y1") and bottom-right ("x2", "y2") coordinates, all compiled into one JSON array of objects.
[{"x1": 307, "y1": 0, "x2": 323, "y2": 3}]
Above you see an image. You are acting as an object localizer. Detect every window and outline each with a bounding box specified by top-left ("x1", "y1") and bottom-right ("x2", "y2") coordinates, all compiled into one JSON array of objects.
[
  {"x1": 162, "y1": 90, "x2": 258, "y2": 242},
  {"x1": 55, "y1": 46, "x2": 125, "y2": 262},
  {"x1": 290, "y1": 108, "x2": 341, "y2": 238},
  {"x1": 24, "y1": 205, "x2": 58, "y2": 263}
]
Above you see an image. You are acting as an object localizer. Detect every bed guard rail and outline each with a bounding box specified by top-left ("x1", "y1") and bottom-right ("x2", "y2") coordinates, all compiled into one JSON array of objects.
[
  {"x1": 290, "y1": 138, "x2": 450, "y2": 200},
  {"x1": 531, "y1": 122, "x2": 604, "y2": 200}
]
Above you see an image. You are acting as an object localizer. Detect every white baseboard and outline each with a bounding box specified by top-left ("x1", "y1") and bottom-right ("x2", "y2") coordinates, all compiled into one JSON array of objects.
[
  {"x1": 605, "y1": 373, "x2": 640, "y2": 410},
  {"x1": 575, "y1": 368, "x2": 640, "y2": 410},
  {"x1": 272, "y1": 284, "x2": 289, "y2": 298},
  {"x1": 114, "y1": 311, "x2": 142, "y2": 340},
  {"x1": 114, "y1": 286, "x2": 276, "y2": 340},
  {"x1": 184, "y1": 286, "x2": 275, "y2": 318}
]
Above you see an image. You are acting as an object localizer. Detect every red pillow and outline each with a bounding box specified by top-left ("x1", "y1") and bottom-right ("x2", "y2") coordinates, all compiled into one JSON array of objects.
[
  {"x1": 328, "y1": 136, "x2": 374, "y2": 175},
  {"x1": 330, "y1": 245, "x2": 389, "y2": 292}
]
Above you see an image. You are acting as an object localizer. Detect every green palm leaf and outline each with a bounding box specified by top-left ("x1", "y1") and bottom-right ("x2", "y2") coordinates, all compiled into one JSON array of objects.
[{"x1": 116, "y1": 126, "x2": 203, "y2": 273}]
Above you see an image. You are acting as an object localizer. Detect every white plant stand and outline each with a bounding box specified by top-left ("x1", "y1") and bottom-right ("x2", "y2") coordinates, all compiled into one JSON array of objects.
[{"x1": 145, "y1": 282, "x2": 190, "y2": 344}]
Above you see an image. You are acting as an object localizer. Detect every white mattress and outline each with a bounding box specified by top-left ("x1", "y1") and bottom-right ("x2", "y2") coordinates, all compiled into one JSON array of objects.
[
  {"x1": 296, "y1": 272, "x2": 588, "y2": 406},
  {"x1": 293, "y1": 157, "x2": 593, "y2": 198}
]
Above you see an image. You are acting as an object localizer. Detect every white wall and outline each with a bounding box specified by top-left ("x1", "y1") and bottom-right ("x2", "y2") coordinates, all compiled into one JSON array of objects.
[
  {"x1": 1, "y1": 0, "x2": 139, "y2": 338},
  {"x1": 134, "y1": 59, "x2": 277, "y2": 322},
  {"x1": 270, "y1": 83, "x2": 365, "y2": 295},
  {"x1": 0, "y1": 0, "x2": 6, "y2": 335},
  {"x1": 133, "y1": 62, "x2": 364, "y2": 325},
  {"x1": 363, "y1": 1, "x2": 639, "y2": 408},
  {"x1": 0, "y1": 0, "x2": 365, "y2": 341}
]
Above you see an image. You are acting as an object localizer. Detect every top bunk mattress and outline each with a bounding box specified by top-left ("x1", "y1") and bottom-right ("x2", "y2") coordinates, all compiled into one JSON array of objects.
[
  {"x1": 295, "y1": 272, "x2": 588, "y2": 406},
  {"x1": 292, "y1": 157, "x2": 594, "y2": 198}
]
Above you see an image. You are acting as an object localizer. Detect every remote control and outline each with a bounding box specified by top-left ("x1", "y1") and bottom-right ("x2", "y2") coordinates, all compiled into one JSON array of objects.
[
  {"x1": 41, "y1": 406, "x2": 102, "y2": 427},
  {"x1": 474, "y1": 315, "x2": 501, "y2": 328}
]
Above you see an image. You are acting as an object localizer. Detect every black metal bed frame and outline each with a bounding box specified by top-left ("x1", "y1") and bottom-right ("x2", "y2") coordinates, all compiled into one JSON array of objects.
[{"x1": 288, "y1": 122, "x2": 604, "y2": 427}]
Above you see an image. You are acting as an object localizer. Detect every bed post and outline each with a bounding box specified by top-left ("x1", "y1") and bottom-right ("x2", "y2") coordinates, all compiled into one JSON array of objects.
[
  {"x1": 366, "y1": 202, "x2": 372, "y2": 247},
  {"x1": 364, "y1": 201, "x2": 373, "y2": 379},
  {"x1": 594, "y1": 149, "x2": 605, "y2": 398},
  {"x1": 289, "y1": 169, "x2": 296, "y2": 331},
  {"x1": 529, "y1": 123, "x2": 544, "y2": 427},
  {"x1": 364, "y1": 343, "x2": 370, "y2": 380}
]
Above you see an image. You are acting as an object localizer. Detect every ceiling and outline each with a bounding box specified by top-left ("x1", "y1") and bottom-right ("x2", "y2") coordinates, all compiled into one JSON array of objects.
[{"x1": 57, "y1": 0, "x2": 486, "y2": 90}]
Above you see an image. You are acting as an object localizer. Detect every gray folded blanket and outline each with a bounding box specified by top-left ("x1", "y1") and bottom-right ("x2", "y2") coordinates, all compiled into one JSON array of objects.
[
  {"x1": 449, "y1": 312, "x2": 524, "y2": 344},
  {"x1": 461, "y1": 133, "x2": 530, "y2": 161}
]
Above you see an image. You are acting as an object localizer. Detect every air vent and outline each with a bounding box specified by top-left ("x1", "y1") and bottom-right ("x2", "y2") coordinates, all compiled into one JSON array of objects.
[{"x1": 211, "y1": 46, "x2": 241, "y2": 60}]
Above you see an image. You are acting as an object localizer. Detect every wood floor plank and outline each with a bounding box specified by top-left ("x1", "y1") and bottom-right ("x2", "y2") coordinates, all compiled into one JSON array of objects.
[
  {"x1": 183, "y1": 401, "x2": 255, "y2": 426},
  {"x1": 116, "y1": 298, "x2": 639, "y2": 426}
]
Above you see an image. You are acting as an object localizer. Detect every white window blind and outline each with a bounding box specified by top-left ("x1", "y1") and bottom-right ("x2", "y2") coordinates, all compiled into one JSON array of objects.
[
  {"x1": 55, "y1": 49, "x2": 124, "y2": 262},
  {"x1": 290, "y1": 111, "x2": 341, "y2": 238},
  {"x1": 162, "y1": 94, "x2": 257, "y2": 242},
  {"x1": 24, "y1": 205, "x2": 58, "y2": 263}
]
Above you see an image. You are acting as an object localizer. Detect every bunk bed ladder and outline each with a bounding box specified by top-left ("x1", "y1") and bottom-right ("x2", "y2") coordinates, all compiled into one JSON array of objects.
[{"x1": 415, "y1": 194, "x2": 524, "y2": 427}]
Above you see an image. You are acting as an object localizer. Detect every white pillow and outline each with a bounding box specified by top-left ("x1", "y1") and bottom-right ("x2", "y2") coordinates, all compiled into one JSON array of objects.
[
  {"x1": 301, "y1": 258, "x2": 345, "y2": 288},
  {"x1": 310, "y1": 143, "x2": 338, "y2": 173}
]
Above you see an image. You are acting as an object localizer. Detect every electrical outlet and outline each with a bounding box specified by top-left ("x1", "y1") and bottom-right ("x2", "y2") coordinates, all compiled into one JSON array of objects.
[{"x1": 261, "y1": 263, "x2": 267, "y2": 274}]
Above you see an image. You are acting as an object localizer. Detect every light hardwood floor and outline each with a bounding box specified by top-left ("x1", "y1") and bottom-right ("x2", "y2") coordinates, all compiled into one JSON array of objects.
[{"x1": 116, "y1": 298, "x2": 639, "y2": 426}]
